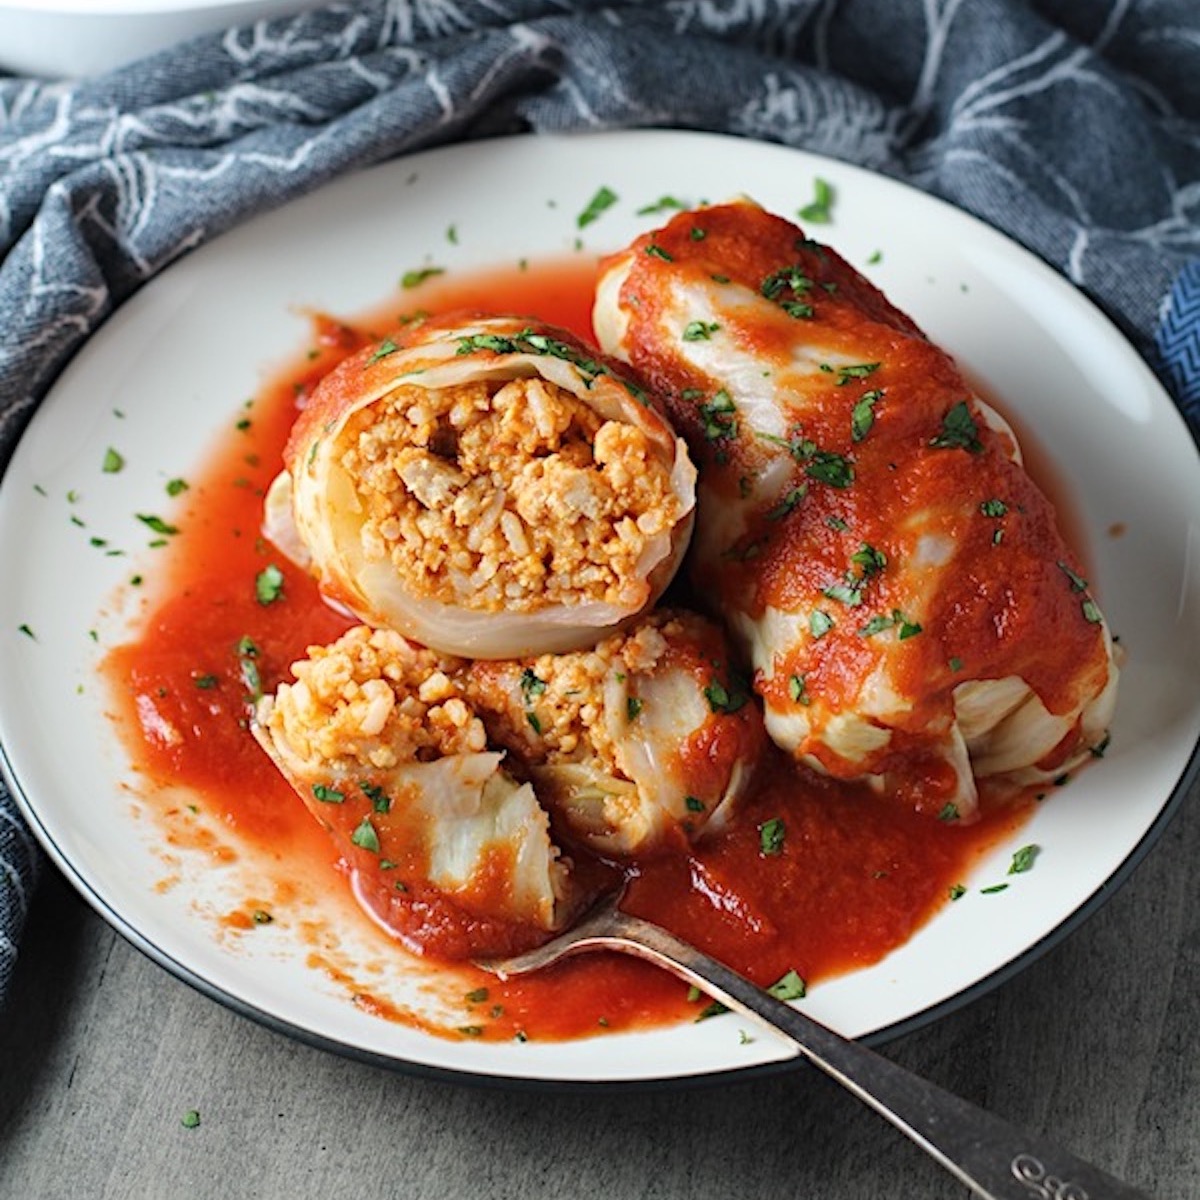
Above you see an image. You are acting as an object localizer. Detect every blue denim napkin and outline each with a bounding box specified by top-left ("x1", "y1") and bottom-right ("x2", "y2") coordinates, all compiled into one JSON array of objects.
[{"x1": 1, "y1": 0, "x2": 1198, "y2": 1005}]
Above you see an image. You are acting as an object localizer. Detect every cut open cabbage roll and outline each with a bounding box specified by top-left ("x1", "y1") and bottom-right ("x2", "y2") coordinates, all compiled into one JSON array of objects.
[
  {"x1": 593, "y1": 200, "x2": 1118, "y2": 820},
  {"x1": 264, "y1": 314, "x2": 696, "y2": 659},
  {"x1": 464, "y1": 609, "x2": 765, "y2": 857},
  {"x1": 252, "y1": 625, "x2": 575, "y2": 952}
]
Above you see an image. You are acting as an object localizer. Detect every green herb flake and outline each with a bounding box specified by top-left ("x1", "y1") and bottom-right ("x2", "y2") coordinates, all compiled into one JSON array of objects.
[
  {"x1": 645, "y1": 243, "x2": 674, "y2": 261},
  {"x1": 312, "y1": 784, "x2": 345, "y2": 804},
  {"x1": 636, "y1": 195, "x2": 686, "y2": 216},
  {"x1": 685, "y1": 796, "x2": 706, "y2": 814},
  {"x1": 767, "y1": 968, "x2": 806, "y2": 1001},
  {"x1": 193, "y1": 673, "x2": 219, "y2": 690},
  {"x1": 980, "y1": 498, "x2": 1008, "y2": 518},
  {"x1": 465, "y1": 987, "x2": 489, "y2": 1004},
  {"x1": 682, "y1": 320, "x2": 720, "y2": 342},
  {"x1": 1008, "y1": 844, "x2": 1040, "y2": 875},
  {"x1": 361, "y1": 781, "x2": 392, "y2": 813},
  {"x1": 980, "y1": 883, "x2": 1010, "y2": 895},
  {"x1": 948, "y1": 656, "x2": 964, "y2": 672},
  {"x1": 102, "y1": 447, "x2": 125, "y2": 474},
  {"x1": 949, "y1": 883, "x2": 967, "y2": 901},
  {"x1": 704, "y1": 674, "x2": 750, "y2": 714},
  {"x1": 252, "y1": 909, "x2": 273, "y2": 925},
  {"x1": 850, "y1": 390, "x2": 882, "y2": 442},
  {"x1": 798, "y1": 177, "x2": 835, "y2": 224},
  {"x1": 255, "y1": 563, "x2": 284, "y2": 605},
  {"x1": 1058, "y1": 561, "x2": 1089, "y2": 592},
  {"x1": 809, "y1": 610, "x2": 835, "y2": 638},
  {"x1": 937, "y1": 802, "x2": 960, "y2": 823},
  {"x1": 787, "y1": 674, "x2": 810, "y2": 705},
  {"x1": 519, "y1": 667, "x2": 547, "y2": 703},
  {"x1": 400, "y1": 267, "x2": 445, "y2": 289},
  {"x1": 766, "y1": 485, "x2": 807, "y2": 521},
  {"x1": 930, "y1": 401, "x2": 983, "y2": 453},
  {"x1": 626, "y1": 696, "x2": 644, "y2": 722},
  {"x1": 18, "y1": 623, "x2": 36, "y2": 640},
  {"x1": 759, "y1": 816, "x2": 786, "y2": 856},
  {"x1": 165, "y1": 478, "x2": 189, "y2": 497},
  {"x1": 697, "y1": 389, "x2": 738, "y2": 445},
  {"x1": 804, "y1": 450, "x2": 854, "y2": 488},
  {"x1": 577, "y1": 185, "x2": 618, "y2": 229},
  {"x1": 525, "y1": 711, "x2": 543, "y2": 735},
  {"x1": 181, "y1": 1110, "x2": 201, "y2": 1130},
  {"x1": 136, "y1": 513, "x2": 179, "y2": 536},
  {"x1": 350, "y1": 817, "x2": 381, "y2": 853}
]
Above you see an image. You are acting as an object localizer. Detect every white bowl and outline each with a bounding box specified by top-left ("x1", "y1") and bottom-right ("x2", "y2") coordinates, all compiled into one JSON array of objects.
[{"x1": 0, "y1": 0, "x2": 319, "y2": 78}]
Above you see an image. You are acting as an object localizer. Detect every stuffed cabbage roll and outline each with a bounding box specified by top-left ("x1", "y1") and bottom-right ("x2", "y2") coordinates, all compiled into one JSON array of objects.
[
  {"x1": 264, "y1": 314, "x2": 696, "y2": 659},
  {"x1": 464, "y1": 609, "x2": 765, "y2": 857},
  {"x1": 593, "y1": 200, "x2": 1118, "y2": 820},
  {"x1": 252, "y1": 624, "x2": 574, "y2": 944}
]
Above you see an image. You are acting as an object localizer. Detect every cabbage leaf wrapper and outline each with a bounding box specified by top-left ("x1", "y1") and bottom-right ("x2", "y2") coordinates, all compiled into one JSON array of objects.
[
  {"x1": 464, "y1": 608, "x2": 766, "y2": 857},
  {"x1": 593, "y1": 201, "x2": 1118, "y2": 821},
  {"x1": 264, "y1": 314, "x2": 697, "y2": 659},
  {"x1": 252, "y1": 612, "x2": 763, "y2": 957}
]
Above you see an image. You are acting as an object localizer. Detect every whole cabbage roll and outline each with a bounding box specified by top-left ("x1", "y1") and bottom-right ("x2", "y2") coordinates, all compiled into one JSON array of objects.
[
  {"x1": 252, "y1": 624, "x2": 574, "y2": 943},
  {"x1": 264, "y1": 314, "x2": 696, "y2": 659},
  {"x1": 464, "y1": 609, "x2": 766, "y2": 857},
  {"x1": 593, "y1": 200, "x2": 1118, "y2": 820}
]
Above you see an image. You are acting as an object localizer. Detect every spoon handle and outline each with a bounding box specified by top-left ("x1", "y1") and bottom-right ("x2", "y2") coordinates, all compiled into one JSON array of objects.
[{"x1": 597, "y1": 908, "x2": 1154, "y2": 1200}]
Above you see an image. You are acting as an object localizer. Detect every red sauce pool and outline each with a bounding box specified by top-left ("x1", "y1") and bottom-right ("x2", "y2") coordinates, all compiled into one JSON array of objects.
[{"x1": 104, "y1": 258, "x2": 1033, "y2": 1043}]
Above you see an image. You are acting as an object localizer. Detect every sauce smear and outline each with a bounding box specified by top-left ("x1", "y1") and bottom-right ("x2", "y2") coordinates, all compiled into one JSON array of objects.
[{"x1": 105, "y1": 258, "x2": 1031, "y2": 1044}]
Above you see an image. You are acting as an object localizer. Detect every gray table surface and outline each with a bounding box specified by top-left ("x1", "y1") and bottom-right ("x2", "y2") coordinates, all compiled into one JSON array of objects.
[{"x1": 2, "y1": 769, "x2": 1196, "y2": 1200}]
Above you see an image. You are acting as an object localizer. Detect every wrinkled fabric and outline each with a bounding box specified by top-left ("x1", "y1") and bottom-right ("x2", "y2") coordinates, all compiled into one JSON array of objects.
[{"x1": 1, "y1": 0, "x2": 1197, "y2": 1005}]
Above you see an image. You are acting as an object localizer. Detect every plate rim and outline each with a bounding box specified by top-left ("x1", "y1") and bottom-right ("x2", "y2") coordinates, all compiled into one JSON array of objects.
[{"x1": 3, "y1": 126, "x2": 1199, "y2": 1088}]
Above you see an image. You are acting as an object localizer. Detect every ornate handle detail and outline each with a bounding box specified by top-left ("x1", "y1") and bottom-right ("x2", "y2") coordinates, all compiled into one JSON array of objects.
[{"x1": 1012, "y1": 1153, "x2": 1092, "y2": 1200}]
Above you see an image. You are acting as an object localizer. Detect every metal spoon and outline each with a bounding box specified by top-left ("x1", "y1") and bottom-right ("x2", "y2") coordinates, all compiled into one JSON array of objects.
[{"x1": 476, "y1": 890, "x2": 1154, "y2": 1200}]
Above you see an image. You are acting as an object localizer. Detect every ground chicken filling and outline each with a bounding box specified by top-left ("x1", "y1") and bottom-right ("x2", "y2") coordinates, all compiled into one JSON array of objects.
[
  {"x1": 265, "y1": 626, "x2": 483, "y2": 772},
  {"x1": 338, "y1": 375, "x2": 680, "y2": 612},
  {"x1": 464, "y1": 615, "x2": 677, "y2": 775}
]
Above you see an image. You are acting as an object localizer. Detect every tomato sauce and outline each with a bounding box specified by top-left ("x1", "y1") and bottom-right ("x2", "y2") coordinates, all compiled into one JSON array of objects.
[{"x1": 104, "y1": 257, "x2": 1033, "y2": 1044}]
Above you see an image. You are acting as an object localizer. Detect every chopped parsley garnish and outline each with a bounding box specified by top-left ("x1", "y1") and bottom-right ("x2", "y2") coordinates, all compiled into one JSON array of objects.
[
  {"x1": 685, "y1": 796, "x2": 706, "y2": 813},
  {"x1": 312, "y1": 784, "x2": 345, "y2": 804},
  {"x1": 193, "y1": 673, "x2": 218, "y2": 690},
  {"x1": 136, "y1": 513, "x2": 179, "y2": 536},
  {"x1": 255, "y1": 564, "x2": 284, "y2": 605},
  {"x1": 767, "y1": 969, "x2": 806, "y2": 1001},
  {"x1": 636, "y1": 195, "x2": 686, "y2": 216},
  {"x1": 857, "y1": 609, "x2": 922, "y2": 640},
  {"x1": 361, "y1": 781, "x2": 392, "y2": 813},
  {"x1": 798, "y1": 177, "x2": 834, "y2": 224},
  {"x1": 367, "y1": 338, "x2": 399, "y2": 363},
  {"x1": 465, "y1": 987, "x2": 490, "y2": 1004},
  {"x1": 949, "y1": 883, "x2": 967, "y2": 901},
  {"x1": 400, "y1": 267, "x2": 445, "y2": 289},
  {"x1": 761, "y1": 265, "x2": 815, "y2": 319},
  {"x1": 787, "y1": 674, "x2": 810, "y2": 705},
  {"x1": 850, "y1": 390, "x2": 882, "y2": 442},
  {"x1": 697, "y1": 389, "x2": 738, "y2": 446},
  {"x1": 704, "y1": 673, "x2": 751, "y2": 714},
  {"x1": 1008, "y1": 844, "x2": 1040, "y2": 874},
  {"x1": 645, "y1": 243, "x2": 673, "y2": 261},
  {"x1": 350, "y1": 817, "x2": 381, "y2": 853},
  {"x1": 682, "y1": 320, "x2": 720, "y2": 341},
  {"x1": 577, "y1": 185, "x2": 618, "y2": 228},
  {"x1": 236, "y1": 635, "x2": 262, "y2": 702},
  {"x1": 165, "y1": 477, "x2": 189, "y2": 497},
  {"x1": 938, "y1": 803, "x2": 960, "y2": 822},
  {"x1": 181, "y1": 1110, "x2": 201, "y2": 1130},
  {"x1": 809, "y1": 610, "x2": 834, "y2": 638},
  {"x1": 821, "y1": 361, "x2": 880, "y2": 386},
  {"x1": 102, "y1": 447, "x2": 125, "y2": 473},
  {"x1": 766, "y1": 485, "x2": 807, "y2": 521},
  {"x1": 930, "y1": 401, "x2": 983, "y2": 453},
  {"x1": 758, "y1": 817, "x2": 786, "y2": 855},
  {"x1": 519, "y1": 668, "x2": 547, "y2": 704},
  {"x1": 626, "y1": 696, "x2": 644, "y2": 721},
  {"x1": 1057, "y1": 561, "x2": 1088, "y2": 592},
  {"x1": 455, "y1": 328, "x2": 646, "y2": 404},
  {"x1": 980, "y1": 498, "x2": 1008, "y2": 518},
  {"x1": 980, "y1": 883, "x2": 1009, "y2": 895},
  {"x1": 758, "y1": 428, "x2": 854, "y2": 487}
]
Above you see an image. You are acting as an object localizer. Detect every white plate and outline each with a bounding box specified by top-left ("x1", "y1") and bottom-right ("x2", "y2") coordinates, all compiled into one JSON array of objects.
[{"x1": 3, "y1": 130, "x2": 1199, "y2": 1086}]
